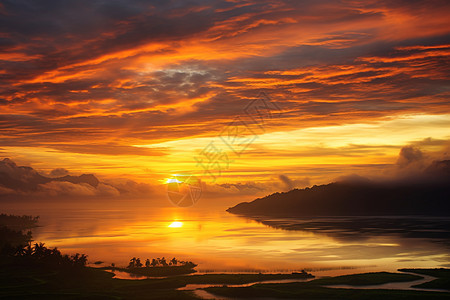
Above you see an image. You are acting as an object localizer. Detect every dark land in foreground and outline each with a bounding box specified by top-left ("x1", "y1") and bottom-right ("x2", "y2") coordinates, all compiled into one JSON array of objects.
[
  {"x1": 1, "y1": 263, "x2": 449, "y2": 299},
  {"x1": 205, "y1": 269, "x2": 450, "y2": 300}
]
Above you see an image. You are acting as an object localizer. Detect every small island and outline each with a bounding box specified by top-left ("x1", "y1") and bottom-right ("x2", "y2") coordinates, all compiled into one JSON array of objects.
[{"x1": 106, "y1": 257, "x2": 198, "y2": 277}]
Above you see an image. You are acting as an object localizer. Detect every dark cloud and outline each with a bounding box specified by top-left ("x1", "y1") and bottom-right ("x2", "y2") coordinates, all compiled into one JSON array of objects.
[
  {"x1": 49, "y1": 168, "x2": 69, "y2": 177},
  {"x1": 396, "y1": 146, "x2": 424, "y2": 168},
  {"x1": 0, "y1": 0, "x2": 220, "y2": 84},
  {"x1": 0, "y1": 158, "x2": 125, "y2": 197},
  {"x1": 278, "y1": 174, "x2": 294, "y2": 190},
  {"x1": 335, "y1": 174, "x2": 372, "y2": 184},
  {"x1": 278, "y1": 174, "x2": 310, "y2": 191}
]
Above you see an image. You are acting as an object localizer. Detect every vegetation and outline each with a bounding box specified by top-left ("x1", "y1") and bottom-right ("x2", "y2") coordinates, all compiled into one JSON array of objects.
[
  {"x1": 400, "y1": 268, "x2": 450, "y2": 291},
  {"x1": 2, "y1": 265, "x2": 450, "y2": 300},
  {"x1": 205, "y1": 271, "x2": 450, "y2": 299},
  {"x1": 0, "y1": 213, "x2": 39, "y2": 229},
  {"x1": 227, "y1": 178, "x2": 450, "y2": 217},
  {"x1": 0, "y1": 261, "x2": 197, "y2": 300},
  {"x1": 0, "y1": 213, "x2": 39, "y2": 256},
  {"x1": 0, "y1": 225, "x2": 32, "y2": 256},
  {"x1": 127, "y1": 256, "x2": 193, "y2": 268},
  {"x1": 309, "y1": 272, "x2": 422, "y2": 286},
  {"x1": 205, "y1": 284, "x2": 450, "y2": 299},
  {"x1": 0, "y1": 214, "x2": 87, "y2": 269},
  {"x1": 106, "y1": 257, "x2": 199, "y2": 276},
  {"x1": 0, "y1": 264, "x2": 319, "y2": 299},
  {"x1": 14, "y1": 242, "x2": 88, "y2": 268}
]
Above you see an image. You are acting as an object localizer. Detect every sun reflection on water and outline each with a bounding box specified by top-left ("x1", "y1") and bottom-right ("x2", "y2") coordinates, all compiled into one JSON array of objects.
[{"x1": 168, "y1": 221, "x2": 183, "y2": 228}]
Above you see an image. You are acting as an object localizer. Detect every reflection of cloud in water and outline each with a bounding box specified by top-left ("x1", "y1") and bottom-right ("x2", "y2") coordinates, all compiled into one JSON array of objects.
[
  {"x1": 254, "y1": 217, "x2": 450, "y2": 245},
  {"x1": 245, "y1": 216, "x2": 450, "y2": 264}
]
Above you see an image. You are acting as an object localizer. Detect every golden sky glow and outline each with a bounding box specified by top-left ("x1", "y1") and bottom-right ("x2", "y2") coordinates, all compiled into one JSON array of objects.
[{"x1": 0, "y1": 0, "x2": 449, "y2": 200}]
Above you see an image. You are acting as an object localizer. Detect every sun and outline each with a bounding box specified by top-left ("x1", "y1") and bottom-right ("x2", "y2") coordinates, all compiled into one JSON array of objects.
[
  {"x1": 165, "y1": 177, "x2": 182, "y2": 184},
  {"x1": 168, "y1": 221, "x2": 183, "y2": 228}
]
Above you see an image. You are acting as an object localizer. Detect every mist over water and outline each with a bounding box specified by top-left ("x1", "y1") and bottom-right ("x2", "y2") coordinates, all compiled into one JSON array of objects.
[{"x1": 1, "y1": 197, "x2": 449, "y2": 277}]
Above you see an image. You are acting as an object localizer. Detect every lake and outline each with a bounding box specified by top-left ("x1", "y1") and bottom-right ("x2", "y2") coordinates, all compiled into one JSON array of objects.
[{"x1": 1, "y1": 197, "x2": 449, "y2": 277}]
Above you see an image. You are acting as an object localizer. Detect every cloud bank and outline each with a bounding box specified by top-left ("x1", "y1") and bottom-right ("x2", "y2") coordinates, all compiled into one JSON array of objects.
[{"x1": 0, "y1": 158, "x2": 155, "y2": 198}]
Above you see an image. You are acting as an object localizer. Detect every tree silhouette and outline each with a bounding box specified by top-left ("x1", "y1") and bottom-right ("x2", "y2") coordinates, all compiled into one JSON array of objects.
[
  {"x1": 135, "y1": 258, "x2": 142, "y2": 268},
  {"x1": 160, "y1": 257, "x2": 168, "y2": 266},
  {"x1": 170, "y1": 257, "x2": 177, "y2": 265},
  {"x1": 13, "y1": 242, "x2": 87, "y2": 268},
  {"x1": 71, "y1": 253, "x2": 88, "y2": 267},
  {"x1": 128, "y1": 257, "x2": 136, "y2": 268},
  {"x1": 151, "y1": 258, "x2": 157, "y2": 267}
]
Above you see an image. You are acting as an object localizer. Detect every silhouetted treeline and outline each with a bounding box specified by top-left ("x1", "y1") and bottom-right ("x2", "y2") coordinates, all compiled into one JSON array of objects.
[
  {"x1": 0, "y1": 226, "x2": 32, "y2": 256},
  {"x1": 0, "y1": 214, "x2": 39, "y2": 229},
  {"x1": 14, "y1": 242, "x2": 87, "y2": 268},
  {"x1": 0, "y1": 213, "x2": 88, "y2": 270},
  {"x1": 127, "y1": 256, "x2": 195, "y2": 268},
  {"x1": 0, "y1": 214, "x2": 36, "y2": 256},
  {"x1": 228, "y1": 178, "x2": 450, "y2": 217}
]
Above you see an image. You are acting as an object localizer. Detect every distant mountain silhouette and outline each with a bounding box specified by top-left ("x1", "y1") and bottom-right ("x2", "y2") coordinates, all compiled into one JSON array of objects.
[
  {"x1": 0, "y1": 158, "x2": 99, "y2": 192},
  {"x1": 228, "y1": 160, "x2": 450, "y2": 217}
]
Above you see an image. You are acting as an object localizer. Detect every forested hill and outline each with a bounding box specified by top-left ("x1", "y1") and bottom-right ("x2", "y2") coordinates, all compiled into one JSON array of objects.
[{"x1": 227, "y1": 161, "x2": 450, "y2": 217}]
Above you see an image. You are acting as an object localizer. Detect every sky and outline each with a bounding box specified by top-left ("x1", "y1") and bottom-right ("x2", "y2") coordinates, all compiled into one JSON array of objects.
[{"x1": 0, "y1": 0, "x2": 449, "y2": 198}]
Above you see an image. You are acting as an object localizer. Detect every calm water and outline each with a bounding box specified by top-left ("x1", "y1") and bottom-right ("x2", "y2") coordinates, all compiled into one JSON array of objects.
[{"x1": 1, "y1": 197, "x2": 449, "y2": 277}]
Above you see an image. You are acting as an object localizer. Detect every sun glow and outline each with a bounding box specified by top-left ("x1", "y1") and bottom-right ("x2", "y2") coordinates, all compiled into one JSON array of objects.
[
  {"x1": 168, "y1": 221, "x2": 183, "y2": 228},
  {"x1": 166, "y1": 177, "x2": 182, "y2": 184}
]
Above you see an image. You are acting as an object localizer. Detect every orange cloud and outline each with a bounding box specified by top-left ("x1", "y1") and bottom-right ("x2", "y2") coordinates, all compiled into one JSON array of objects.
[{"x1": 0, "y1": 0, "x2": 449, "y2": 186}]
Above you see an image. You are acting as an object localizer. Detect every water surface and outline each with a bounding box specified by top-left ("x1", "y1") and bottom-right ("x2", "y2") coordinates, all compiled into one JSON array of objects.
[{"x1": 1, "y1": 197, "x2": 449, "y2": 276}]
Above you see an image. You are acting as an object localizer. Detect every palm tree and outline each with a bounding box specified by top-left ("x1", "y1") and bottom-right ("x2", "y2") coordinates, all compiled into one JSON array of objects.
[
  {"x1": 136, "y1": 258, "x2": 142, "y2": 268},
  {"x1": 128, "y1": 257, "x2": 137, "y2": 268},
  {"x1": 160, "y1": 257, "x2": 168, "y2": 267},
  {"x1": 16, "y1": 243, "x2": 32, "y2": 257},
  {"x1": 151, "y1": 258, "x2": 157, "y2": 267},
  {"x1": 71, "y1": 253, "x2": 88, "y2": 266},
  {"x1": 33, "y1": 242, "x2": 46, "y2": 258},
  {"x1": 171, "y1": 257, "x2": 178, "y2": 265}
]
